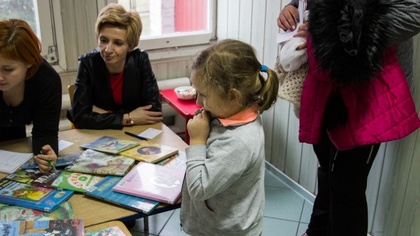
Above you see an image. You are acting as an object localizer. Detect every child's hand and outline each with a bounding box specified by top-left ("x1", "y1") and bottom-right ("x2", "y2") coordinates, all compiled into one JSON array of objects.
[
  {"x1": 187, "y1": 109, "x2": 210, "y2": 145},
  {"x1": 34, "y1": 145, "x2": 57, "y2": 173},
  {"x1": 277, "y1": 5, "x2": 299, "y2": 31}
]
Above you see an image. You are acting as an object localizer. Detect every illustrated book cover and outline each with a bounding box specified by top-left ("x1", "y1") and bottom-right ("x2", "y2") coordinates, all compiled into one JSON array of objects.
[
  {"x1": 85, "y1": 225, "x2": 127, "y2": 236},
  {"x1": 112, "y1": 162, "x2": 185, "y2": 204},
  {"x1": 5, "y1": 169, "x2": 62, "y2": 188},
  {"x1": 65, "y1": 149, "x2": 135, "y2": 176},
  {"x1": 119, "y1": 140, "x2": 179, "y2": 163},
  {"x1": 0, "y1": 178, "x2": 74, "y2": 212},
  {"x1": 84, "y1": 175, "x2": 159, "y2": 214},
  {"x1": 0, "y1": 201, "x2": 74, "y2": 221},
  {"x1": 51, "y1": 171, "x2": 104, "y2": 193},
  {"x1": 0, "y1": 219, "x2": 84, "y2": 235},
  {"x1": 79, "y1": 136, "x2": 139, "y2": 154},
  {"x1": 0, "y1": 150, "x2": 33, "y2": 174},
  {"x1": 21, "y1": 152, "x2": 81, "y2": 169}
]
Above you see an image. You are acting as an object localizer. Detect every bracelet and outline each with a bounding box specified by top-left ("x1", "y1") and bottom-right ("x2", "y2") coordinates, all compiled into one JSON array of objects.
[{"x1": 126, "y1": 113, "x2": 134, "y2": 125}]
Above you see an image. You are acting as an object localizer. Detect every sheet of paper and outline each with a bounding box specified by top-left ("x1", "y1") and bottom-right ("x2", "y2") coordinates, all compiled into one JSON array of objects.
[
  {"x1": 0, "y1": 150, "x2": 33, "y2": 174},
  {"x1": 59, "y1": 140, "x2": 74, "y2": 151},
  {"x1": 138, "y1": 128, "x2": 163, "y2": 140}
]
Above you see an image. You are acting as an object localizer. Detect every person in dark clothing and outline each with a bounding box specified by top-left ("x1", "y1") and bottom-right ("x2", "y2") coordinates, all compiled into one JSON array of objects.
[
  {"x1": 67, "y1": 3, "x2": 162, "y2": 129},
  {"x1": 278, "y1": 0, "x2": 420, "y2": 236},
  {"x1": 0, "y1": 19, "x2": 62, "y2": 173}
]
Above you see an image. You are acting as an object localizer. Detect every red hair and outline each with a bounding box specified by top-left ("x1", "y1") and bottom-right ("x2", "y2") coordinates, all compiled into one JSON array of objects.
[{"x1": 0, "y1": 19, "x2": 43, "y2": 79}]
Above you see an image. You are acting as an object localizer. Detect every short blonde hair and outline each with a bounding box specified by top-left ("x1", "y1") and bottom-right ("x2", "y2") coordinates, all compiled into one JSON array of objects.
[{"x1": 95, "y1": 3, "x2": 142, "y2": 50}]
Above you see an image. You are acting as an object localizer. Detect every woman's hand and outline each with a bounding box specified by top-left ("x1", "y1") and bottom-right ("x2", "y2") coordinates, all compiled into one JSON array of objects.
[
  {"x1": 277, "y1": 5, "x2": 299, "y2": 31},
  {"x1": 295, "y1": 22, "x2": 308, "y2": 50},
  {"x1": 92, "y1": 105, "x2": 108, "y2": 114},
  {"x1": 34, "y1": 145, "x2": 57, "y2": 173},
  {"x1": 129, "y1": 105, "x2": 163, "y2": 125},
  {"x1": 187, "y1": 109, "x2": 210, "y2": 145}
]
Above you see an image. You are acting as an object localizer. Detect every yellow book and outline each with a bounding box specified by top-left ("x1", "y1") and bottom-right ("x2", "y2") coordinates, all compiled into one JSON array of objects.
[{"x1": 119, "y1": 141, "x2": 179, "y2": 163}]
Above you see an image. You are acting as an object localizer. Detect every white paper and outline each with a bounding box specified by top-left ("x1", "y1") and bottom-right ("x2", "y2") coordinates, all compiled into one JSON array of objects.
[
  {"x1": 0, "y1": 150, "x2": 33, "y2": 174},
  {"x1": 59, "y1": 140, "x2": 74, "y2": 151},
  {"x1": 138, "y1": 128, "x2": 163, "y2": 140}
]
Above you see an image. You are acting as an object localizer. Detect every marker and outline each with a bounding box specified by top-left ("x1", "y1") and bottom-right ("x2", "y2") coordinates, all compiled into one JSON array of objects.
[
  {"x1": 124, "y1": 131, "x2": 148, "y2": 141},
  {"x1": 40, "y1": 150, "x2": 56, "y2": 170}
]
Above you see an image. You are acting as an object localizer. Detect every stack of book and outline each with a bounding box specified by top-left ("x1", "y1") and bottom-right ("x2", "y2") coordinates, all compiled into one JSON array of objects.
[{"x1": 0, "y1": 135, "x2": 184, "y2": 218}]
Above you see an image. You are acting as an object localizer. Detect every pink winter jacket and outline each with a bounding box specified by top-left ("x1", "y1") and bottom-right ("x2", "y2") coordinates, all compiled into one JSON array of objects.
[{"x1": 299, "y1": 39, "x2": 420, "y2": 150}]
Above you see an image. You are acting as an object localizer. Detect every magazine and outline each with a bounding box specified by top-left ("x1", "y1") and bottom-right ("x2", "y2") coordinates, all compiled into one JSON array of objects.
[
  {"x1": 0, "y1": 178, "x2": 74, "y2": 212},
  {"x1": 51, "y1": 171, "x2": 104, "y2": 192},
  {"x1": 0, "y1": 219, "x2": 84, "y2": 235},
  {"x1": 84, "y1": 175, "x2": 159, "y2": 214},
  {"x1": 119, "y1": 140, "x2": 178, "y2": 163},
  {"x1": 0, "y1": 201, "x2": 74, "y2": 221},
  {"x1": 65, "y1": 149, "x2": 135, "y2": 176},
  {"x1": 79, "y1": 136, "x2": 139, "y2": 154}
]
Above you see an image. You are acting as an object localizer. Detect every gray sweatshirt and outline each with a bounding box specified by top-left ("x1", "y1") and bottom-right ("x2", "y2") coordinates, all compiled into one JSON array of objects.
[{"x1": 180, "y1": 116, "x2": 265, "y2": 236}]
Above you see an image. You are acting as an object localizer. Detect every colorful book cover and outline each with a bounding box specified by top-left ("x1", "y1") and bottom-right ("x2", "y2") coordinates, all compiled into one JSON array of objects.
[
  {"x1": 0, "y1": 219, "x2": 84, "y2": 235},
  {"x1": 0, "y1": 201, "x2": 75, "y2": 221},
  {"x1": 85, "y1": 225, "x2": 126, "y2": 236},
  {"x1": 65, "y1": 149, "x2": 135, "y2": 176},
  {"x1": 0, "y1": 178, "x2": 74, "y2": 212},
  {"x1": 5, "y1": 169, "x2": 62, "y2": 188},
  {"x1": 79, "y1": 136, "x2": 139, "y2": 154},
  {"x1": 51, "y1": 171, "x2": 104, "y2": 193},
  {"x1": 112, "y1": 162, "x2": 185, "y2": 204},
  {"x1": 84, "y1": 175, "x2": 159, "y2": 214},
  {"x1": 119, "y1": 140, "x2": 179, "y2": 163},
  {"x1": 21, "y1": 152, "x2": 81, "y2": 169}
]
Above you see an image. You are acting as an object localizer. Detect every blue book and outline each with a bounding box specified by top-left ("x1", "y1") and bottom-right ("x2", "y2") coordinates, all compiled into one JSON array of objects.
[
  {"x1": 0, "y1": 178, "x2": 74, "y2": 212},
  {"x1": 84, "y1": 175, "x2": 159, "y2": 214}
]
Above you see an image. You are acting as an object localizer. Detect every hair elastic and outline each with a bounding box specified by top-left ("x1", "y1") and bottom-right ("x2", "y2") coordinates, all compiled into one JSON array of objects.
[{"x1": 261, "y1": 65, "x2": 268, "y2": 72}]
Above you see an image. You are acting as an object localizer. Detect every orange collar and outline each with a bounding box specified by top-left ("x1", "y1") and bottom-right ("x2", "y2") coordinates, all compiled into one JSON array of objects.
[{"x1": 218, "y1": 106, "x2": 258, "y2": 126}]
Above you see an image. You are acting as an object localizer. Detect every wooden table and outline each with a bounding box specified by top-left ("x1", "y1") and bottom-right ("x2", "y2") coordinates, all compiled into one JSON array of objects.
[
  {"x1": 0, "y1": 123, "x2": 188, "y2": 227},
  {"x1": 160, "y1": 88, "x2": 201, "y2": 144},
  {"x1": 85, "y1": 220, "x2": 132, "y2": 235}
]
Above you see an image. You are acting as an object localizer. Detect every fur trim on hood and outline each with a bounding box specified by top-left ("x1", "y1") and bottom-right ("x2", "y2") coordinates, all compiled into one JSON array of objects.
[{"x1": 308, "y1": 0, "x2": 393, "y2": 84}]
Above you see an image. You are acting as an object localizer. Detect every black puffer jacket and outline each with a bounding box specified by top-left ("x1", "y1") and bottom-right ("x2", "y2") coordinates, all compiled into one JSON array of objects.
[{"x1": 67, "y1": 48, "x2": 161, "y2": 129}]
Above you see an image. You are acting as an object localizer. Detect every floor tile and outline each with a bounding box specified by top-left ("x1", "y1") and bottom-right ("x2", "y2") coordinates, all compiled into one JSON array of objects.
[
  {"x1": 158, "y1": 209, "x2": 189, "y2": 236},
  {"x1": 297, "y1": 223, "x2": 309, "y2": 236},
  {"x1": 264, "y1": 186, "x2": 305, "y2": 221},
  {"x1": 300, "y1": 200, "x2": 313, "y2": 224},
  {"x1": 263, "y1": 217, "x2": 299, "y2": 236}
]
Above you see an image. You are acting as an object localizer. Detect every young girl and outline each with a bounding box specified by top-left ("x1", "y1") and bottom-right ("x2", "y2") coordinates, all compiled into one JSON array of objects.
[{"x1": 180, "y1": 39, "x2": 279, "y2": 235}]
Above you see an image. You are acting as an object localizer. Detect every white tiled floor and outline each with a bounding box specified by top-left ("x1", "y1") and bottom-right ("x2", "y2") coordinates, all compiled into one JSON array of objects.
[{"x1": 128, "y1": 162, "x2": 315, "y2": 236}]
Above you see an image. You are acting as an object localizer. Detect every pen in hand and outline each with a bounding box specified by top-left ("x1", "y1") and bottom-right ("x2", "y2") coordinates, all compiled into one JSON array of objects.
[
  {"x1": 40, "y1": 150, "x2": 56, "y2": 170},
  {"x1": 124, "y1": 131, "x2": 148, "y2": 141}
]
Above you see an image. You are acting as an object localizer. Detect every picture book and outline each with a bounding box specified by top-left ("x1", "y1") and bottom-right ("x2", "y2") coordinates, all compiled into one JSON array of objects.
[
  {"x1": 21, "y1": 152, "x2": 81, "y2": 169},
  {"x1": 5, "y1": 169, "x2": 62, "y2": 188},
  {"x1": 85, "y1": 225, "x2": 127, "y2": 236},
  {"x1": 0, "y1": 178, "x2": 74, "y2": 212},
  {"x1": 0, "y1": 201, "x2": 74, "y2": 221},
  {"x1": 0, "y1": 219, "x2": 84, "y2": 235},
  {"x1": 84, "y1": 175, "x2": 159, "y2": 214},
  {"x1": 79, "y1": 136, "x2": 139, "y2": 154},
  {"x1": 112, "y1": 162, "x2": 185, "y2": 204},
  {"x1": 119, "y1": 140, "x2": 179, "y2": 163},
  {"x1": 0, "y1": 150, "x2": 33, "y2": 174},
  {"x1": 51, "y1": 171, "x2": 104, "y2": 193},
  {"x1": 65, "y1": 149, "x2": 135, "y2": 176}
]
